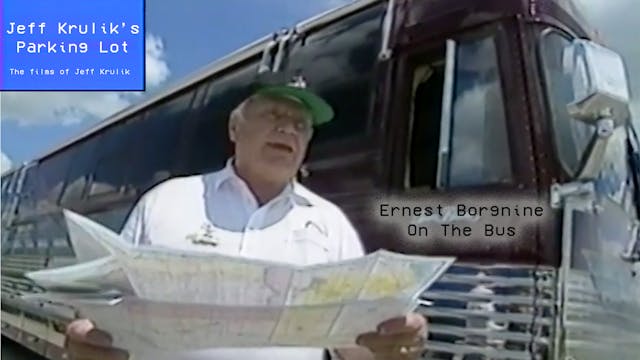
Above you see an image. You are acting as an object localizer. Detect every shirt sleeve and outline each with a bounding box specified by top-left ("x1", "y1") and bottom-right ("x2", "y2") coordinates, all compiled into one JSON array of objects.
[{"x1": 337, "y1": 211, "x2": 365, "y2": 260}]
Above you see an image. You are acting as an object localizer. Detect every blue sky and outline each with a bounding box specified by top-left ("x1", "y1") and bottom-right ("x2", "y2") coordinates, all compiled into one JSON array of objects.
[
  {"x1": 1, "y1": 0, "x2": 352, "y2": 170},
  {"x1": 2, "y1": 0, "x2": 639, "y2": 173}
]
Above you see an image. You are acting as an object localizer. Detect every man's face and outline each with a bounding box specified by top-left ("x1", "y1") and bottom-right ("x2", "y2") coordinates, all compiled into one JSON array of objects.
[{"x1": 230, "y1": 94, "x2": 314, "y2": 181}]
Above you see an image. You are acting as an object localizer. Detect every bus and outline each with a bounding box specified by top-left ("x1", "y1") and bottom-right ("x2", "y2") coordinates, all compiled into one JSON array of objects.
[{"x1": 2, "y1": 0, "x2": 639, "y2": 359}]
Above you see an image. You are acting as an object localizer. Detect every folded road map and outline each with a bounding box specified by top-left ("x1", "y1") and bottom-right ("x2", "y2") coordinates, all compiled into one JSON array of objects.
[{"x1": 25, "y1": 210, "x2": 455, "y2": 352}]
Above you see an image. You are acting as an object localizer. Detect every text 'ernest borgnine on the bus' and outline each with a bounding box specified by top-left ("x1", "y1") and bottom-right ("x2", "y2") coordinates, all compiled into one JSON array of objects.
[{"x1": 375, "y1": 199, "x2": 549, "y2": 241}]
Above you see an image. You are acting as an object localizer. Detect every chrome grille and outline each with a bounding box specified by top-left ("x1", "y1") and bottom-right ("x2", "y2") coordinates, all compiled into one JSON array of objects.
[
  {"x1": 563, "y1": 270, "x2": 640, "y2": 360},
  {"x1": 416, "y1": 263, "x2": 557, "y2": 360}
]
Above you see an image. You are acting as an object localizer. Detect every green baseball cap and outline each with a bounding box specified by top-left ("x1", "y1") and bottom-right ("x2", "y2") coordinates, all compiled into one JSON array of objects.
[{"x1": 251, "y1": 74, "x2": 334, "y2": 126}]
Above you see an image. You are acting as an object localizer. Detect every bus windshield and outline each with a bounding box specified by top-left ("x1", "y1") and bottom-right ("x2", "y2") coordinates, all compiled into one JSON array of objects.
[{"x1": 538, "y1": 29, "x2": 595, "y2": 176}]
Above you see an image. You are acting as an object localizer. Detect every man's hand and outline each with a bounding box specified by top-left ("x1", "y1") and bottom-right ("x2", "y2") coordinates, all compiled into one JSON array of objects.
[
  {"x1": 352, "y1": 313, "x2": 428, "y2": 360},
  {"x1": 64, "y1": 319, "x2": 129, "y2": 360}
]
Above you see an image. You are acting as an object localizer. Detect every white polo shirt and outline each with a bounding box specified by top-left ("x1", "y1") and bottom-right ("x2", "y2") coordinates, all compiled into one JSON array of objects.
[{"x1": 119, "y1": 159, "x2": 365, "y2": 360}]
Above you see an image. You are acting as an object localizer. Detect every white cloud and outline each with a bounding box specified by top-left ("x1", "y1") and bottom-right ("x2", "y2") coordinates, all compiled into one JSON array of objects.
[
  {"x1": 1, "y1": 33, "x2": 171, "y2": 127},
  {"x1": 145, "y1": 34, "x2": 171, "y2": 88},
  {"x1": 1, "y1": 152, "x2": 13, "y2": 174}
]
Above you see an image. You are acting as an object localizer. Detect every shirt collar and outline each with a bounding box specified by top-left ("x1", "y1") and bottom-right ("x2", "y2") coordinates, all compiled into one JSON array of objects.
[{"x1": 212, "y1": 158, "x2": 314, "y2": 207}]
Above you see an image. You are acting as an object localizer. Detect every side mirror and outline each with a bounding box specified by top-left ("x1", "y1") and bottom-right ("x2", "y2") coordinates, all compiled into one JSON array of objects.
[
  {"x1": 562, "y1": 39, "x2": 632, "y2": 179},
  {"x1": 563, "y1": 39, "x2": 631, "y2": 125}
]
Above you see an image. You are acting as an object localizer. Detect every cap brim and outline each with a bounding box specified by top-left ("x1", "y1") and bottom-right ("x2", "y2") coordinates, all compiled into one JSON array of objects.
[{"x1": 254, "y1": 85, "x2": 334, "y2": 126}]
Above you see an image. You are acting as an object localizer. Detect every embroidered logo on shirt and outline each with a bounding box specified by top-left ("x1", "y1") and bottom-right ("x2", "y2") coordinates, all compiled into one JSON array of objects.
[{"x1": 186, "y1": 223, "x2": 219, "y2": 246}]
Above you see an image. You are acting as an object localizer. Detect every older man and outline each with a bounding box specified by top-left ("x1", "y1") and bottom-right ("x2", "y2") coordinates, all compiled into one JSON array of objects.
[{"x1": 63, "y1": 76, "x2": 428, "y2": 360}]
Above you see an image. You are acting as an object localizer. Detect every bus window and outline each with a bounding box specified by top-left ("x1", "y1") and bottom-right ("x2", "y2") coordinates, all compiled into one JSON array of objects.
[
  {"x1": 1, "y1": 173, "x2": 13, "y2": 217},
  {"x1": 127, "y1": 90, "x2": 195, "y2": 193},
  {"x1": 190, "y1": 80, "x2": 212, "y2": 111},
  {"x1": 10, "y1": 224, "x2": 36, "y2": 255},
  {"x1": 37, "y1": 214, "x2": 72, "y2": 258},
  {"x1": 59, "y1": 136, "x2": 101, "y2": 205},
  {"x1": 539, "y1": 29, "x2": 594, "y2": 176},
  {"x1": 16, "y1": 166, "x2": 38, "y2": 218},
  {"x1": 88, "y1": 123, "x2": 136, "y2": 197},
  {"x1": 182, "y1": 62, "x2": 260, "y2": 176},
  {"x1": 86, "y1": 204, "x2": 135, "y2": 233},
  {"x1": 33, "y1": 151, "x2": 74, "y2": 211},
  {"x1": 282, "y1": 3, "x2": 383, "y2": 149},
  {"x1": 33, "y1": 221, "x2": 51, "y2": 256},
  {"x1": 447, "y1": 35, "x2": 512, "y2": 187},
  {"x1": 407, "y1": 35, "x2": 512, "y2": 189},
  {"x1": 1, "y1": 173, "x2": 10, "y2": 195},
  {"x1": 1, "y1": 227, "x2": 15, "y2": 255}
]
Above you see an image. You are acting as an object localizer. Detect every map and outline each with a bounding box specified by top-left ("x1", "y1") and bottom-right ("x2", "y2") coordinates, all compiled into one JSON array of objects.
[{"x1": 25, "y1": 209, "x2": 456, "y2": 353}]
